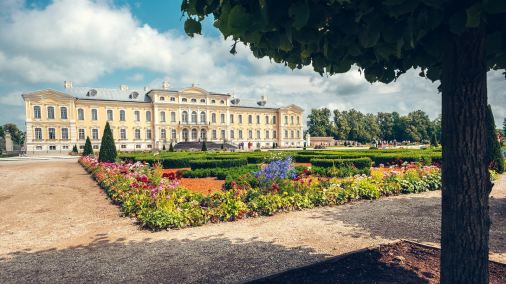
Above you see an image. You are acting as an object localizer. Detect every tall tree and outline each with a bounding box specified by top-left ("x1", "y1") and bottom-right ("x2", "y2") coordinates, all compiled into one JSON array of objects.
[
  {"x1": 182, "y1": 1, "x2": 506, "y2": 281},
  {"x1": 486, "y1": 106, "x2": 504, "y2": 173},
  {"x1": 377, "y1": 112, "x2": 395, "y2": 141},
  {"x1": 307, "y1": 108, "x2": 333, "y2": 137},
  {"x1": 332, "y1": 109, "x2": 350, "y2": 140},
  {"x1": 503, "y1": 118, "x2": 506, "y2": 137},
  {"x1": 98, "y1": 122, "x2": 117, "y2": 163}
]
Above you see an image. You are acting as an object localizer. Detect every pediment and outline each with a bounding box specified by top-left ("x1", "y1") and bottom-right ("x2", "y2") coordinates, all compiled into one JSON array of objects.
[
  {"x1": 180, "y1": 86, "x2": 210, "y2": 96},
  {"x1": 22, "y1": 89, "x2": 75, "y2": 101}
]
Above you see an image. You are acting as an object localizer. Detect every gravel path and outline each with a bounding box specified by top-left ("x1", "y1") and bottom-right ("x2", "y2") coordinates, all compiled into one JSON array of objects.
[{"x1": 0, "y1": 159, "x2": 504, "y2": 283}]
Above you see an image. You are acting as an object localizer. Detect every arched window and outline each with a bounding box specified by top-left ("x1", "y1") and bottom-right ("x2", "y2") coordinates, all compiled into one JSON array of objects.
[
  {"x1": 146, "y1": 111, "x2": 152, "y2": 122},
  {"x1": 191, "y1": 98, "x2": 197, "y2": 103},
  {"x1": 170, "y1": 97, "x2": 176, "y2": 102},
  {"x1": 291, "y1": 116, "x2": 294, "y2": 125},
  {"x1": 182, "y1": 128, "x2": 189, "y2": 141},
  {"x1": 33, "y1": 106, "x2": 41, "y2": 119},
  {"x1": 230, "y1": 130, "x2": 235, "y2": 139},
  {"x1": 107, "y1": 109, "x2": 113, "y2": 121},
  {"x1": 182, "y1": 111, "x2": 188, "y2": 123},
  {"x1": 297, "y1": 116, "x2": 300, "y2": 125},
  {"x1": 182, "y1": 98, "x2": 187, "y2": 102},
  {"x1": 77, "y1": 108, "x2": 84, "y2": 120},
  {"x1": 297, "y1": 130, "x2": 300, "y2": 138},
  {"x1": 220, "y1": 100, "x2": 225, "y2": 104},
  {"x1": 273, "y1": 130, "x2": 277, "y2": 139},
  {"x1": 200, "y1": 99, "x2": 206, "y2": 103},
  {"x1": 191, "y1": 128, "x2": 197, "y2": 140},
  {"x1": 160, "y1": 129, "x2": 166, "y2": 139},
  {"x1": 135, "y1": 129, "x2": 141, "y2": 140},
  {"x1": 191, "y1": 111, "x2": 197, "y2": 123},
  {"x1": 60, "y1": 107, "x2": 68, "y2": 119},
  {"x1": 200, "y1": 129, "x2": 206, "y2": 140},
  {"x1": 119, "y1": 110, "x2": 125, "y2": 121},
  {"x1": 170, "y1": 111, "x2": 176, "y2": 122},
  {"x1": 47, "y1": 106, "x2": 55, "y2": 119},
  {"x1": 160, "y1": 111, "x2": 166, "y2": 122},
  {"x1": 211, "y1": 113, "x2": 216, "y2": 123},
  {"x1": 248, "y1": 115, "x2": 253, "y2": 124},
  {"x1": 200, "y1": 111, "x2": 206, "y2": 123},
  {"x1": 171, "y1": 129, "x2": 177, "y2": 139},
  {"x1": 265, "y1": 115, "x2": 269, "y2": 124},
  {"x1": 160, "y1": 96, "x2": 165, "y2": 101},
  {"x1": 211, "y1": 99, "x2": 216, "y2": 104},
  {"x1": 134, "y1": 111, "x2": 140, "y2": 121},
  {"x1": 291, "y1": 130, "x2": 294, "y2": 138}
]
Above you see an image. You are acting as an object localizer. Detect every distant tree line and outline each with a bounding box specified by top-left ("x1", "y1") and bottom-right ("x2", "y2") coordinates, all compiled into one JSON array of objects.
[{"x1": 307, "y1": 108, "x2": 441, "y2": 144}]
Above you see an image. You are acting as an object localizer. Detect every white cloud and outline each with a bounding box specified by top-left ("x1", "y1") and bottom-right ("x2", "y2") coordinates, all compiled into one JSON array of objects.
[
  {"x1": 0, "y1": 0, "x2": 504, "y2": 129},
  {"x1": 0, "y1": 91, "x2": 23, "y2": 106}
]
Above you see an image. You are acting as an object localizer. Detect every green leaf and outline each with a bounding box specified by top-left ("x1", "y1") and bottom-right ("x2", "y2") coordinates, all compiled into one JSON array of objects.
[
  {"x1": 227, "y1": 5, "x2": 252, "y2": 34},
  {"x1": 184, "y1": 18, "x2": 202, "y2": 37},
  {"x1": 289, "y1": 1, "x2": 310, "y2": 30},
  {"x1": 465, "y1": 3, "x2": 481, "y2": 28}
]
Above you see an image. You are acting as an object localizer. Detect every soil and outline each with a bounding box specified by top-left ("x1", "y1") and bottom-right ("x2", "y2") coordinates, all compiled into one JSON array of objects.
[{"x1": 250, "y1": 241, "x2": 506, "y2": 284}]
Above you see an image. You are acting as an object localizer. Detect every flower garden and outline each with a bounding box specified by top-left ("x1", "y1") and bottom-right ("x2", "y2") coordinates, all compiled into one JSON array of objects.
[{"x1": 79, "y1": 148, "x2": 445, "y2": 230}]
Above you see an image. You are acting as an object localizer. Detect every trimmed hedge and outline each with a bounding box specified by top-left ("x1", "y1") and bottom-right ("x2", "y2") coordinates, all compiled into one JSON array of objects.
[
  {"x1": 189, "y1": 158, "x2": 248, "y2": 169},
  {"x1": 310, "y1": 158, "x2": 372, "y2": 169}
]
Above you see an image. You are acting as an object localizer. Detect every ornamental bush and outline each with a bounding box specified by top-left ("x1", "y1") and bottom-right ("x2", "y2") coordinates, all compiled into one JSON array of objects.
[
  {"x1": 189, "y1": 158, "x2": 247, "y2": 169},
  {"x1": 98, "y1": 122, "x2": 117, "y2": 163},
  {"x1": 83, "y1": 136, "x2": 93, "y2": 156},
  {"x1": 310, "y1": 158, "x2": 372, "y2": 169}
]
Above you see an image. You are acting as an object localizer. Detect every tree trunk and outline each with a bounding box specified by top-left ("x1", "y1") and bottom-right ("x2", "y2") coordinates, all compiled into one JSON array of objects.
[{"x1": 440, "y1": 25, "x2": 491, "y2": 283}]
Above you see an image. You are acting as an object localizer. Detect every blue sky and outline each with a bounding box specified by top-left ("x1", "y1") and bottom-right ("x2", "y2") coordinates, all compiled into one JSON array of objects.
[{"x1": 0, "y1": 0, "x2": 505, "y2": 130}]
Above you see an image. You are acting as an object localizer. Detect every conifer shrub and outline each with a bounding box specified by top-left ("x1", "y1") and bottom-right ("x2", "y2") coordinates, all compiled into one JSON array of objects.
[{"x1": 98, "y1": 122, "x2": 117, "y2": 163}]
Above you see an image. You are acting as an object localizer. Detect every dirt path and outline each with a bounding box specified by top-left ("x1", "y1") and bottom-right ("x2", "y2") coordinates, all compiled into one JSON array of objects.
[{"x1": 0, "y1": 159, "x2": 505, "y2": 283}]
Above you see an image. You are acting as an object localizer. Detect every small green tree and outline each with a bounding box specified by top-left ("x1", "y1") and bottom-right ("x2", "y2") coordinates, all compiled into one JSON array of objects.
[
  {"x1": 98, "y1": 122, "x2": 117, "y2": 163},
  {"x1": 162, "y1": 144, "x2": 166, "y2": 151},
  {"x1": 487, "y1": 106, "x2": 504, "y2": 173},
  {"x1": 72, "y1": 144, "x2": 78, "y2": 153},
  {"x1": 201, "y1": 140, "x2": 207, "y2": 151},
  {"x1": 169, "y1": 142, "x2": 174, "y2": 152},
  {"x1": 431, "y1": 133, "x2": 439, "y2": 147},
  {"x1": 83, "y1": 136, "x2": 93, "y2": 156}
]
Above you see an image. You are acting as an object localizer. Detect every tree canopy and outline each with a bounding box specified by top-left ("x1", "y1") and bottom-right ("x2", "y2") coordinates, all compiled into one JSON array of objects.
[{"x1": 182, "y1": 0, "x2": 506, "y2": 83}]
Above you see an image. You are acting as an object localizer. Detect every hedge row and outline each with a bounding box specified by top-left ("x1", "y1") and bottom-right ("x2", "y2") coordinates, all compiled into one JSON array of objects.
[
  {"x1": 310, "y1": 158, "x2": 372, "y2": 169},
  {"x1": 189, "y1": 158, "x2": 248, "y2": 169},
  {"x1": 180, "y1": 165, "x2": 260, "y2": 180}
]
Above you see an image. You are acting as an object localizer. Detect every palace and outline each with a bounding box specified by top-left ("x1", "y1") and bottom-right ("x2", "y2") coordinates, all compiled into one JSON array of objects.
[{"x1": 22, "y1": 81, "x2": 304, "y2": 153}]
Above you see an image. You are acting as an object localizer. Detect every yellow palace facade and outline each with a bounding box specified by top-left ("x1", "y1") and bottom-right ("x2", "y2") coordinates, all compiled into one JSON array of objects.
[{"x1": 22, "y1": 81, "x2": 304, "y2": 153}]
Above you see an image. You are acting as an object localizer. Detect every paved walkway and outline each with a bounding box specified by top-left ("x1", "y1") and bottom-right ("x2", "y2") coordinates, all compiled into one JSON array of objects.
[{"x1": 0, "y1": 160, "x2": 505, "y2": 283}]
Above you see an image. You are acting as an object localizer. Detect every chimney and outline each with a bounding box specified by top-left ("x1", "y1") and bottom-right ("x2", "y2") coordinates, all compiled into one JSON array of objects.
[
  {"x1": 119, "y1": 84, "x2": 128, "y2": 91},
  {"x1": 64, "y1": 81, "x2": 72, "y2": 89},
  {"x1": 144, "y1": 86, "x2": 149, "y2": 92},
  {"x1": 162, "y1": 80, "x2": 170, "y2": 90}
]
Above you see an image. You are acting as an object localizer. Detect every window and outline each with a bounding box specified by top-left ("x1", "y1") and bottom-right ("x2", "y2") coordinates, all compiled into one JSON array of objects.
[
  {"x1": 34, "y1": 128, "x2": 42, "y2": 140},
  {"x1": 47, "y1": 106, "x2": 55, "y2": 119},
  {"x1": 61, "y1": 128, "x2": 69, "y2": 140},
  {"x1": 191, "y1": 98, "x2": 197, "y2": 103},
  {"x1": 134, "y1": 111, "x2": 140, "y2": 121},
  {"x1": 191, "y1": 111, "x2": 197, "y2": 123},
  {"x1": 248, "y1": 130, "x2": 253, "y2": 139},
  {"x1": 135, "y1": 129, "x2": 141, "y2": 140},
  {"x1": 248, "y1": 115, "x2": 253, "y2": 124},
  {"x1": 92, "y1": 129, "x2": 99, "y2": 140},
  {"x1": 272, "y1": 116, "x2": 277, "y2": 124},
  {"x1": 93, "y1": 145, "x2": 99, "y2": 149},
  {"x1": 160, "y1": 111, "x2": 166, "y2": 122},
  {"x1": 297, "y1": 130, "x2": 300, "y2": 138},
  {"x1": 266, "y1": 130, "x2": 270, "y2": 139},
  {"x1": 297, "y1": 116, "x2": 300, "y2": 125},
  {"x1": 273, "y1": 130, "x2": 277, "y2": 139},
  {"x1": 220, "y1": 100, "x2": 225, "y2": 104},
  {"x1": 221, "y1": 129, "x2": 225, "y2": 139},
  {"x1": 170, "y1": 112, "x2": 176, "y2": 122},
  {"x1": 285, "y1": 116, "x2": 288, "y2": 125},
  {"x1": 182, "y1": 98, "x2": 187, "y2": 102},
  {"x1": 49, "y1": 145, "x2": 56, "y2": 151},
  {"x1": 34, "y1": 106, "x2": 41, "y2": 119},
  {"x1": 36, "y1": 146, "x2": 43, "y2": 150},
  {"x1": 120, "y1": 110, "x2": 125, "y2": 121},
  {"x1": 136, "y1": 144, "x2": 141, "y2": 149},
  {"x1": 120, "y1": 129, "x2": 126, "y2": 140},
  {"x1": 291, "y1": 116, "x2": 294, "y2": 125},
  {"x1": 146, "y1": 129, "x2": 152, "y2": 140},
  {"x1": 191, "y1": 128, "x2": 197, "y2": 140},
  {"x1": 256, "y1": 130, "x2": 260, "y2": 139},
  {"x1": 220, "y1": 113, "x2": 225, "y2": 124},
  {"x1": 285, "y1": 130, "x2": 288, "y2": 138},
  {"x1": 239, "y1": 130, "x2": 243, "y2": 139},
  {"x1": 160, "y1": 96, "x2": 165, "y2": 101},
  {"x1": 200, "y1": 111, "x2": 206, "y2": 123},
  {"x1": 107, "y1": 109, "x2": 113, "y2": 121},
  {"x1": 265, "y1": 115, "x2": 269, "y2": 124},
  {"x1": 171, "y1": 129, "x2": 177, "y2": 139},
  {"x1": 256, "y1": 115, "x2": 260, "y2": 124},
  {"x1": 230, "y1": 114, "x2": 234, "y2": 123},
  {"x1": 121, "y1": 144, "x2": 127, "y2": 149},
  {"x1": 48, "y1": 128, "x2": 56, "y2": 140},
  {"x1": 182, "y1": 111, "x2": 188, "y2": 123},
  {"x1": 182, "y1": 129, "x2": 189, "y2": 141},
  {"x1": 212, "y1": 130, "x2": 217, "y2": 139},
  {"x1": 291, "y1": 130, "x2": 294, "y2": 138},
  {"x1": 146, "y1": 111, "x2": 151, "y2": 122},
  {"x1": 92, "y1": 109, "x2": 98, "y2": 121},
  {"x1": 60, "y1": 107, "x2": 68, "y2": 119},
  {"x1": 238, "y1": 115, "x2": 243, "y2": 124},
  {"x1": 200, "y1": 99, "x2": 206, "y2": 103},
  {"x1": 79, "y1": 129, "x2": 85, "y2": 140},
  {"x1": 62, "y1": 145, "x2": 69, "y2": 150},
  {"x1": 211, "y1": 99, "x2": 215, "y2": 104},
  {"x1": 160, "y1": 129, "x2": 166, "y2": 139},
  {"x1": 170, "y1": 97, "x2": 176, "y2": 102},
  {"x1": 211, "y1": 113, "x2": 216, "y2": 123},
  {"x1": 230, "y1": 130, "x2": 235, "y2": 139},
  {"x1": 77, "y1": 108, "x2": 84, "y2": 120},
  {"x1": 200, "y1": 129, "x2": 206, "y2": 140}
]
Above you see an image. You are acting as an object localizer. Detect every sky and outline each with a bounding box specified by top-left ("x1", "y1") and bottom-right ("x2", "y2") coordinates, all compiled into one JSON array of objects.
[{"x1": 0, "y1": 0, "x2": 505, "y2": 130}]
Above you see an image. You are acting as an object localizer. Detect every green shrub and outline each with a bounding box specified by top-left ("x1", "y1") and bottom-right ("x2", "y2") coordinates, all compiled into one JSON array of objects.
[
  {"x1": 83, "y1": 136, "x2": 93, "y2": 156},
  {"x1": 98, "y1": 122, "x2": 117, "y2": 162},
  {"x1": 189, "y1": 158, "x2": 248, "y2": 169},
  {"x1": 310, "y1": 158, "x2": 372, "y2": 169}
]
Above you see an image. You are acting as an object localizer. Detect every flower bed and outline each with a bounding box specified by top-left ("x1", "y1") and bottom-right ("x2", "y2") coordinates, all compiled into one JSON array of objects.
[{"x1": 79, "y1": 156, "x2": 441, "y2": 230}]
